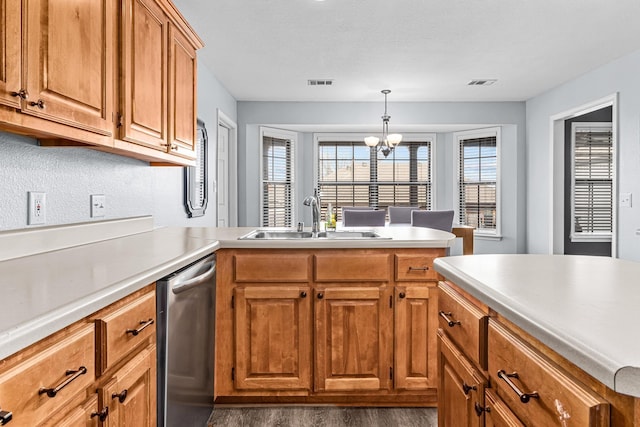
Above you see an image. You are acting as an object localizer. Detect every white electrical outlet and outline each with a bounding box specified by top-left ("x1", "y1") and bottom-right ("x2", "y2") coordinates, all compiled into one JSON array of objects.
[
  {"x1": 91, "y1": 194, "x2": 106, "y2": 218},
  {"x1": 620, "y1": 192, "x2": 632, "y2": 208},
  {"x1": 28, "y1": 192, "x2": 46, "y2": 225}
]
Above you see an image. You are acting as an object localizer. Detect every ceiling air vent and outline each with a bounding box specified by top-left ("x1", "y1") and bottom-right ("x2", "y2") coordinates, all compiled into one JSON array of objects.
[
  {"x1": 308, "y1": 79, "x2": 334, "y2": 86},
  {"x1": 468, "y1": 79, "x2": 497, "y2": 86}
]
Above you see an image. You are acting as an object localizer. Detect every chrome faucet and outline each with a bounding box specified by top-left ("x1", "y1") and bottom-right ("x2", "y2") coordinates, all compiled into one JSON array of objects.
[{"x1": 303, "y1": 189, "x2": 321, "y2": 232}]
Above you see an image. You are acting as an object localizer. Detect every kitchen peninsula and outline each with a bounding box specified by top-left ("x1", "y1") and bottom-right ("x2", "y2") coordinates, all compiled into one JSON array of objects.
[
  {"x1": 434, "y1": 254, "x2": 640, "y2": 426},
  {"x1": 0, "y1": 219, "x2": 455, "y2": 424}
]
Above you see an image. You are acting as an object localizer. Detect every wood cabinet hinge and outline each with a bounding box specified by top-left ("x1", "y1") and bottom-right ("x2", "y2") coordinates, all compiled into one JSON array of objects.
[
  {"x1": 231, "y1": 295, "x2": 235, "y2": 309},
  {"x1": 116, "y1": 112, "x2": 123, "y2": 128},
  {"x1": 231, "y1": 367, "x2": 235, "y2": 381},
  {"x1": 389, "y1": 367, "x2": 393, "y2": 380},
  {"x1": 389, "y1": 295, "x2": 393, "y2": 309}
]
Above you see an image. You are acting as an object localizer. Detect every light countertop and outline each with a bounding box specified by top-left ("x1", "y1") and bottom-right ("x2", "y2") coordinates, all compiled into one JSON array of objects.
[
  {"x1": 433, "y1": 254, "x2": 640, "y2": 398},
  {"x1": 0, "y1": 222, "x2": 455, "y2": 360}
]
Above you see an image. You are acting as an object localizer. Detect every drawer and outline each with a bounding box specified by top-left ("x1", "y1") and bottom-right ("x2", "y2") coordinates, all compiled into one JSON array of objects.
[
  {"x1": 0, "y1": 324, "x2": 96, "y2": 427},
  {"x1": 315, "y1": 253, "x2": 390, "y2": 282},
  {"x1": 395, "y1": 254, "x2": 439, "y2": 281},
  {"x1": 438, "y1": 281, "x2": 488, "y2": 369},
  {"x1": 484, "y1": 389, "x2": 524, "y2": 427},
  {"x1": 488, "y1": 320, "x2": 609, "y2": 426},
  {"x1": 95, "y1": 290, "x2": 156, "y2": 375},
  {"x1": 234, "y1": 253, "x2": 311, "y2": 282}
]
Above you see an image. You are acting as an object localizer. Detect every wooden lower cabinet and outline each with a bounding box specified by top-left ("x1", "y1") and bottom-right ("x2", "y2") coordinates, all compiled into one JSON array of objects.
[
  {"x1": 99, "y1": 345, "x2": 156, "y2": 427},
  {"x1": 233, "y1": 286, "x2": 311, "y2": 391},
  {"x1": 314, "y1": 285, "x2": 392, "y2": 392},
  {"x1": 437, "y1": 330, "x2": 484, "y2": 427},
  {"x1": 395, "y1": 284, "x2": 437, "y2": 390},
  {"x1": 215, "y1": 248, "x2": 445, "y2": 405},
  {"x1": 0, "y1": 285, "x2": 157, "y2": 427}
]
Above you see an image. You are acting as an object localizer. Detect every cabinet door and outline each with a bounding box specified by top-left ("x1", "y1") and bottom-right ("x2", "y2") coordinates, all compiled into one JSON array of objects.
[
  {"x1": 395, "y1": 285, "x2": 437, "y2": 390},
  {"x1": 234, "y1": 286, "x2": 311, "y2": 391},
  {"x1": 100, "y1": 345, "x2": 156, "y2": 427},
  {"x1": 437, "y1": 330, "x2": 484, "y2": 427},
  {"x1": 314, "y1": 286, "x2": 393, "y2": 392},
  {"x1": 484, "y1": 389, "x2": 524, "y2": 427},
  {"x1": 167, "y1": 24, "x2": 197, "y2": 160},
  {"x1": 0, "y1": 0, "x2": 22, "y2": 109},
  {"x1": 23, "y1": 0, "x2": 114, "y2": 135},
  {"x1": 120, "y1": 0, "x2": 168, "y2": 150}
]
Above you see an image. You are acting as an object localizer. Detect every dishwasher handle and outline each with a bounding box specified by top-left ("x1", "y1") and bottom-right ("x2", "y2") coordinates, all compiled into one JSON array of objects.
[{"x1": 172, "y1": 262, "x2": 216, "y2": 294}]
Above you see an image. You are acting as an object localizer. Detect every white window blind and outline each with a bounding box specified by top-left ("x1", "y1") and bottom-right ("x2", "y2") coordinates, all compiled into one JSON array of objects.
[
  {"x1": 317, "y1": 139, "x2": 431, "y2": 220},
  {"x1": 457, "y1": 131, "x2": 498, "y2": 234},
  {"x1": 262, "y1": 133, "x2": 294, "y2": 227},
  {"x1": 571, "y1": 123, "x2": 613, "y2": 240}
]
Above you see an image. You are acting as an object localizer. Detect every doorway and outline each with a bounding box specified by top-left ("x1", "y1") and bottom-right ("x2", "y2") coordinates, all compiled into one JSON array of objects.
[
  {"x1": 549, "y1": 94, "x2": 618, "y2": 257},
  {"x1": 217, "y1": 109, "x2": 238, "y2": 227}
]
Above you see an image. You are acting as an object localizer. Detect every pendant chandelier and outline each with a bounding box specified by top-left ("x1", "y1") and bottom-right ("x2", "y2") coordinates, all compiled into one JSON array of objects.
[{"x1": 364, "y1": 89, "x2": 402, "y2": 157}]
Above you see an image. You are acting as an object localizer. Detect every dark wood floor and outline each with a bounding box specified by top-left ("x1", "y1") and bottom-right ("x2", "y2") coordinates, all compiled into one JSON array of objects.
[{"x1": 207, "y1": 406, "x2": 438, "y2": 427}]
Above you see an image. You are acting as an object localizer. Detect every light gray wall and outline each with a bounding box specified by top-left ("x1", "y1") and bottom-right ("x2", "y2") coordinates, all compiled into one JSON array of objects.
[
  {"x1": 237, "y1": 101, "x2": 527, "y2": 254},
  {"x1": 526, "y1": 48, "x2": 640, "y2": 261},
  {"x1": 0, "y1": 62, "x2": 236, "y2": 231}
]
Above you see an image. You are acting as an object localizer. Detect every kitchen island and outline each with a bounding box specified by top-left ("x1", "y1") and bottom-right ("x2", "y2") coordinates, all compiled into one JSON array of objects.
[{"x1": 434, "y1": 254, "x2": 640, "y2": 426}]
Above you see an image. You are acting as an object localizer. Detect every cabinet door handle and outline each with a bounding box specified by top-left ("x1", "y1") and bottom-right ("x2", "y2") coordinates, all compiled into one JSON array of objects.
[
  {"x1": 38, "y1": 366, "x2": 87, "y2": 398},
  {"x1": 462, "y1": 382, "x2": 477, "y2": 395},
  {"x1": 126, "y1": 318, "x2": 154, "y2": 336},
  {"x1": 29, "y1": 99, "x2": 45, "y2": 109},
  {"x1": 91, "y1": 407, "x2": 109, "y2": 422},
  {"x1": 408, "y1": 266, "x2": 429, "y2": 271},
  {"x1": 162, "y1": 143, "x2": 178, "y2": 150},
  {"x1": 300, "y1": 291, "x2": 307, "y2": 298},
  {"x1": 0, "y1": 408, "x2": 13, "y2": 425},
  {"x1": 497, "y1": 370, "x2": 539, "y2": 403},
  {"x1": 112, "y1": 389, "x2": 128, "y2": 403},
  {"x1": 439, "y1": 311, "x2": 461, "y2": 327},
  {"x1": 9, "y1": 89, "x2": 28, "y2": 99},
  {"x1": 398, "y1": 292, "x2": 406, "y2": 299},
  {"x1": 317, "y1": 292, "x2": 324, "y2": 299},
  {"x1": 474, "y1": 402, "x2": 488, "y2": 417}
]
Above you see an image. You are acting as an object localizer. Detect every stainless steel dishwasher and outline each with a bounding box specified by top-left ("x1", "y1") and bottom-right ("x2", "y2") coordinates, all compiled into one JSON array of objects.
[{"x1": 157, "y1": 254, "x2": 216, "y2": 427}]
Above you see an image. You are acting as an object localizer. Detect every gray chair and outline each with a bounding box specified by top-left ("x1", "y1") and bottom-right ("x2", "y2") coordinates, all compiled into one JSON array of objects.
[
  {"x1": 342, "y1": 209, "x2": 386, "y2": 226},
  {"x1": 388, "y1": 206, "x2": 419, "y2": 224},
  {"x1": 411, "y1": 210, "x2": 455, "y2": 232}
]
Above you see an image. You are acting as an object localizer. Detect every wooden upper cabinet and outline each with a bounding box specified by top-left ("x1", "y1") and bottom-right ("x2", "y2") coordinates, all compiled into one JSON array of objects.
[
  {"x1": 168, "y1": 24, "x2": 197, "y2": 160},
  {"x1": 23, "y1": 0, "x2": 114, "y2": 135},
  {"x1": 0, "y1": 0, "x2": 22, "y2": 109},
  {"x1": 120, "y1": 0, "x2": 168, "y2": 150},
  {"x1": 314, "y1": 286, "x2": 393, "y2": 392}
]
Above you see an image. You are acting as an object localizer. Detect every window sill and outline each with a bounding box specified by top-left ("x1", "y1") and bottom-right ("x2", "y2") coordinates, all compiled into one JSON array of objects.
[
  {"x1": 474, "y1": 233, "x2": 502, "y2": 241},
  {"x1": 570, "y1": 233, "x2": 612, "y2": 243}
]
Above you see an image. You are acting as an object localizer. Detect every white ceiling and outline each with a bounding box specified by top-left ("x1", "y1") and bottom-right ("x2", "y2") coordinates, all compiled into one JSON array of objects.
[{"x1": 175, "y1": 0, "x2": 640, "y2": 102}]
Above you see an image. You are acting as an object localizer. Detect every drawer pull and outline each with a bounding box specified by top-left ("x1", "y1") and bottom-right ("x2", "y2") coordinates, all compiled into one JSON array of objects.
[
  {"x1": 0, "y1": 408, "x2": 13, "y2": 425},
  {"x1": 497, "y1": 370, "x2": 539, "y2": 403},
  {"x1": 126, "y1": 318, "x2": 154, "y2": 336},
  {"x1": 439, "y1": 311, "x2": 461, "y2": 327},
  {"x1": 462, "y1": 382, "x2": 477, "y2": 395},
  {"x1": 91, "y1": 407, "x2": 109, "y2": 422},
  {"x1": 399, "y1": 292, "x2": 406, "y2": 299},
  {"x1": 300, "y1": 291, "x2": 307, "y2": 298},
  {"x1": 408, "y1": 266, "x2": 429, "y2": 271},
  {"x1": 474, "y1": 402, "x2": 488, "y2": 417},
  {"x1": 38, "y1": 366, "x2": 87, "y2": 398},
  {"x1": 317, "y1": 292, "x2": 324, "y2": 299},
  {"x1": 112, "y1": 389, "x2": 128, "y2": 403}
]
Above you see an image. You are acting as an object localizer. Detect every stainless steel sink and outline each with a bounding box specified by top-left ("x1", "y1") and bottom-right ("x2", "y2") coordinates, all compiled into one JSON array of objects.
[
  {"x1": 317, "y1": 230, "x2": 388, "y2": 239},
  {"x1": 238, "y1": 229, "x2": 390, "y2": 240},
  {"x1": 239, "y1": 230, "x2": 314, "y2": 239}
]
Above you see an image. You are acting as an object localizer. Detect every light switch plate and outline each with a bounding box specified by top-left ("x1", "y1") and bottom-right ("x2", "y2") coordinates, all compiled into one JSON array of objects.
[
  {"x1": 91, "y1": 194, "x2": 106, "y2": 218},
  {"x1": 620, "y1": 192, "x2": 632, "y2": 208}
]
